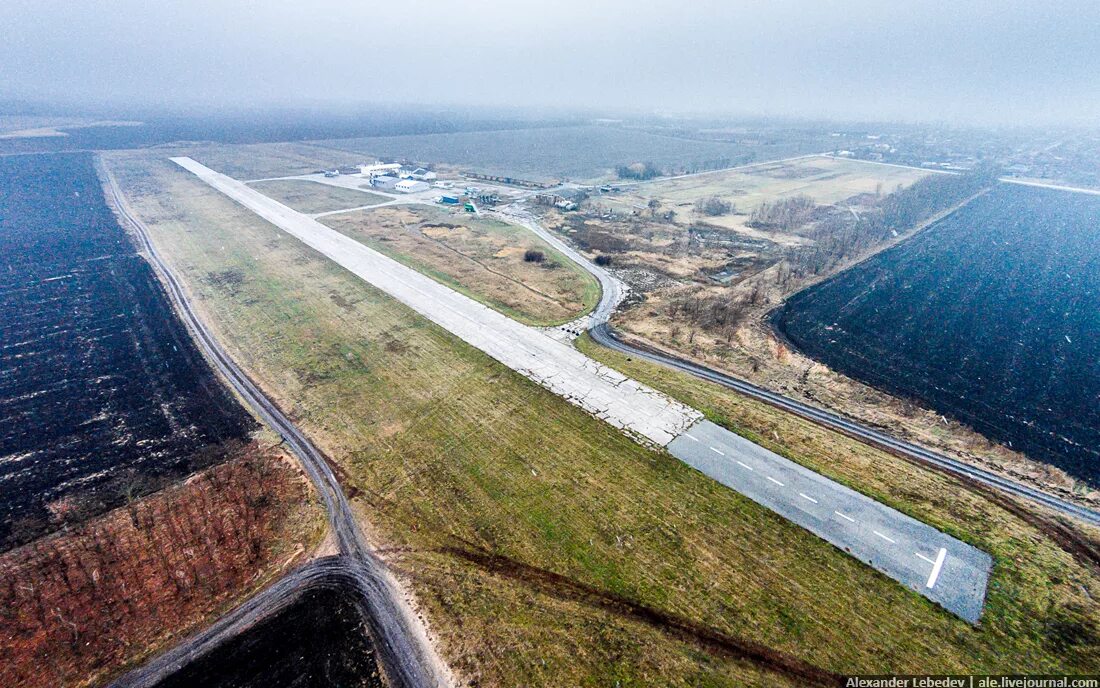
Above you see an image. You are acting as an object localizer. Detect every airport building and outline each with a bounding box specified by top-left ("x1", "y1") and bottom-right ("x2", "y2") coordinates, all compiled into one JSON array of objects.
[
  {"x1": 395, "y1": 179, "x2": 430, "y2": 194},
  {"x1": 408, "y1": 167, "x2": 437, "y2": 181},
  {"x1": 370, "y1": 175, "x2": 401, "y2": 191},
  {"x1": 359, "y1": 163, "x2": 402, "y2": 178}
]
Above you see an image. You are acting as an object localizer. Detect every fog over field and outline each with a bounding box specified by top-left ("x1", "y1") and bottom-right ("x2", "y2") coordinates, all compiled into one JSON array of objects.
[{"x1": 2, "y1": 0, "x2": 1099, "y2": 126}]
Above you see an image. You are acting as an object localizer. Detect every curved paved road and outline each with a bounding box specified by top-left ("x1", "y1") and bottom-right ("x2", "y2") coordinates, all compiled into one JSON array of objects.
[
  {"x1": 500, "y1": 198, "x2": 1098, "y2": 527},
  {"x1": 588, "y1": 325, "x2": 1100, "y2": 527},
  {"x1": 522, "y1": 200, "x2": 1100, "y2": 529},
  {"x1": 491, "y1": 206, "x2": 626, "y2": 325},
  {"x1": 100, "y1": 161, "x2": 447, "y2": 688}
]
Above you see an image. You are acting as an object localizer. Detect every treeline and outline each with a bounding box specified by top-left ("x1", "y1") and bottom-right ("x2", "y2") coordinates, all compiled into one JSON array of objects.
[
  {"x1": 879, "y1": 164, "x2": 998, "y2": 231},
  {"x1": 694, "y1": 196, "x2": 735, "y2": 216},
  {"x1": 671, "y1": 155, "x2": 756, "y2": 176},
  {"x1": 615, "y1": 161, "x2": 662, "y2": 180},
  {"x1": 615, "y1": 156, "x2": 763, "y2": 180},
  {"x1": 664, "y1": 167, "x2": 999, "y2": 341},
  {"x1": 784, "y1": 167, "x2": 998, "y2": 280}
]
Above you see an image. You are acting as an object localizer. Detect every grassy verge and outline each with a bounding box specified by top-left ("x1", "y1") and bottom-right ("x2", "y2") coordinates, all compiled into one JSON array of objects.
[
  {"x1": 249, "y1": 179, "x2": 389, "y2": 214},
  {"x1": 576, "y1": 332, "x2": 1100, "y2": 659},
  {"x1": 104, "y1": 149, "x2": 1100, "y2": 686},
  {"x1": 321, "y1": 204, "x2": 600, "y2": 326}
]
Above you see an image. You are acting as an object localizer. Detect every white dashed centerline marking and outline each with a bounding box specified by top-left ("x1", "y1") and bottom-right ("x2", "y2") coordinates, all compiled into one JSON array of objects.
[
  {"x1": 710, "y1": 446, "x2": 725, "y2": 456},
  {"x1": 766, "y1": 476, "x2": 784, "y2": 486},
  {"x1": 834, "y1": 510, "x2": 856, "y2": 523},
  {"x1": 685, "y1": 433, "x2": 698, "y2": 442},
  {"x1": 798, "y1": 493, "x2": 818, "y2": 504},
  {"x1": 915, "y1": 552, "x2": 936, "y2": 565},
  {"x1": 736, "y1": 460, "x2": 754, "y2": 471},
  {"x1": 873, "y1": 530, "x2": 896, "y2": 544},
  {"x1": 926, "y1": 548, "x2": 947, "y2": 589}
]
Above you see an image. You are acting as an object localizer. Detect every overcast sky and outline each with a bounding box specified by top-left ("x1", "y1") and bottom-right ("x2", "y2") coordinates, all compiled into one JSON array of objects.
[{"x1": 2, "y1": 0, "x2": 1098, "y2": 126}]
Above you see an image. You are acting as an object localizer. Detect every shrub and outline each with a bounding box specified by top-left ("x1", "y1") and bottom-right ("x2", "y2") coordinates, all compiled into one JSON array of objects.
[
  {"x1": 695, "y1": 196, "x2": 734, "y2": 216},
  {"x1": 594, "y1": 254, "x2": 613, "y2": 266},
  {"x1": 523, "y1": 249, "x2": 546, "y2": 263}
]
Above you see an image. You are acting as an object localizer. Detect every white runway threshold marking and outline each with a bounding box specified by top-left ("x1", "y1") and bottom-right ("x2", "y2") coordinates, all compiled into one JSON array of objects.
[
  {"x1": 926, "y1": 548, "x2": 947, "y2": 589},
  {"x1": 666, "y1": 420, "x2": 993, "y2": 623}
]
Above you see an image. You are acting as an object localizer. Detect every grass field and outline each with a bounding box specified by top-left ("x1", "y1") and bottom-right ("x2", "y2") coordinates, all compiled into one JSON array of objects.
[
  {"x1": 601, "y1": 156, "x2": 930, "y2": 236},
  {"x1": 248, "y1": 179, "x2": 389, "y2": 214},
  {"x1": 318, "y1": 125, "x2": 831, "y2": 183},
  {"x1": 170, "y1": 141, "x2": 365, "y2": 180},
  {"x1": 321, "y1": 205, "x2": 599, "y2": 326},
  {"x1": 104, "y1": 148, "x2": 1100, "y2": 686}
]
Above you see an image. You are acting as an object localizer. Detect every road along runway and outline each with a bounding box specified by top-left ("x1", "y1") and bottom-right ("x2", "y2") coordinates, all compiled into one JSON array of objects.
[
  {"x1": 102, "y1": 161, "x2": 448, "y2": 688},
  {"x1": 591, "y1": 323, "x2": 1100, "y2": 529},
  {"x1": 174, "y1": 156, "x2": 992, "y2": 622}
]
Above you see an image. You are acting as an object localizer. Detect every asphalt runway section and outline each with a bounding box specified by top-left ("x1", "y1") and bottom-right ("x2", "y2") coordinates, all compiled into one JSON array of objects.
[{"x1": 669, "y1": 420, "x2": 992, "y2": 623}]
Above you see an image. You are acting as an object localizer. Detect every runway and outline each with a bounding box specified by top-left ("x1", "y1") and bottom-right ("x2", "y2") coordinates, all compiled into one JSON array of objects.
[
  {"x1": 174, "y1": 156, "x2": 993, "y2": 623},
  {"x1": 171, "y1": 156, "x2": 701, "y2": 447},
  {"x1": 668, "y1": 421, "x2": 992, "y2": 623}
]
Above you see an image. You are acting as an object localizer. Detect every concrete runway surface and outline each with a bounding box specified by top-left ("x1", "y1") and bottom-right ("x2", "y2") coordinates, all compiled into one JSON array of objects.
[
  {"x1": 669, "y1": 420, "x2": 991, "y2": 623},
  {"x1": 175, "y1": 157, "x2": 992, "y2": 622},
  {"x1": 172, "y1": 157, "x2": 700, "y2": 447}
]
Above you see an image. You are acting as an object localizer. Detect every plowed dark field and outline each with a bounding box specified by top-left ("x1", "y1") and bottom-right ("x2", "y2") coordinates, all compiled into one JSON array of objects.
[
  {"x1": 153, "y1": 587, "x2": 384, "y2": 688},
  {"x1": 775, "y1": 184, "x2": 1100, "y2": 485},
  {"x1": 0, "y1": 153, "x2": 253, "y2": 549}
]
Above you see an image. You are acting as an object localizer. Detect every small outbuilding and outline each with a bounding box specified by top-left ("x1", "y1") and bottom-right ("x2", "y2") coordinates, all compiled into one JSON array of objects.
[{"x1": 395, "y1": 180, "x2": 430, "y2": 194}]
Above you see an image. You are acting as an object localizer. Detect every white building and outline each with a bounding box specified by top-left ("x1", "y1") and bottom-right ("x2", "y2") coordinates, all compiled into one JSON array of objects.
[
  {"x1": 395, "y1": 179, "x2": 430, "y2": 194},
  {"x1": 370, "y1": 175, "x2": 401, "y2": 191},
  {"x1": 359, "y1": 163, "x2": 402, "y2": 178},
  {"x1": 408, "y1": 167, "x2": 437, "y2": 181}
]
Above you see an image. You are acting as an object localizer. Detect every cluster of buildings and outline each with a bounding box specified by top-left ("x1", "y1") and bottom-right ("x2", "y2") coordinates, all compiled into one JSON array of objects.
[
  {"x1": 533, "y1": 192, "x2": 578, "y2": 211},
  {"x1": 357, "y1": 162, "x2": 437, "y2": 194}
]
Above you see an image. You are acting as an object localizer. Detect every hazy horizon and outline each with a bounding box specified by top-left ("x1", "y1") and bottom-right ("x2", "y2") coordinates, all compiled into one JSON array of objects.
[{"x1": 2, "y1": 0, "x2": 1099, "y2": 127}]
